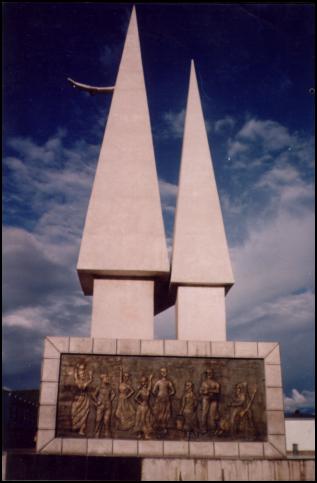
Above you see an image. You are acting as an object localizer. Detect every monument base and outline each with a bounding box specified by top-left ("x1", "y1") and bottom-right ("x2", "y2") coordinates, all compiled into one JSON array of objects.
[{"x1": 3, "y1": 452, "x2": 314, "y2": 481}]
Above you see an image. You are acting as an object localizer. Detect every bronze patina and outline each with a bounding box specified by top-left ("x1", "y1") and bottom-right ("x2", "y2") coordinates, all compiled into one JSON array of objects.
[{"x1": 56, "y1": 354, "x2": 267, "y2": 441}]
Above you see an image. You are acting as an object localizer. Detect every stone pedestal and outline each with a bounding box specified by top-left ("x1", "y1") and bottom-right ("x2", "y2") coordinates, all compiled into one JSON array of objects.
[
  {"x1": 176, "y1": 286, "x2": 226, "y2": 340},
  {"x1": 91, "y1": 279, "x2": 154, "y2": 339}
]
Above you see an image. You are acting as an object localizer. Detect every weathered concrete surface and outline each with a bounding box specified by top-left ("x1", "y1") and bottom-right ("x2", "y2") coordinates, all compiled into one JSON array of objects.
[
  {"x1": 285, "y1": 419, "x2": 315, "y2": 452},
  {"x1": 141, "y1": 458, "x2": 315, "y2": 481},
  {"x1": 171, "y1": 61, "x2": 234, "y2": 288},
  {"x1": 91, "y1": 279, "x2": 154, "y2": 339},
  {"x1": 176, "y1": 286, "x2": 226, "y2": 340},
  {"x1": 77, "y1": 6, "x2": 169, "y2": 296}
]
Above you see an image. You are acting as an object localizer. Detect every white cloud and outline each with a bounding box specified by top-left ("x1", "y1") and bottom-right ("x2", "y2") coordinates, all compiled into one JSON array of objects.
[
  {"x1": 237, "y1": 119, "x2": 292, "y2": 151},
  {"x1": 214, "y1": 116, "x2": 236, "y2": 134},
  {"x1": 284, "y1": 389, "x2": 315, "y2": 412},
  {"x1": 162, "y1": 109, "x2": 186, "y2": 139}
]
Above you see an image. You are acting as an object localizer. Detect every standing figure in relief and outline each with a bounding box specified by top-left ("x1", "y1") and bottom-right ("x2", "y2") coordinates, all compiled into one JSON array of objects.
[
  {"x1": 115, "y1": 368, "x2": 135, "y2": 431},
  {"x1": 179, "y1": 381, "x2": 198, "y2": 438},
  {"x1": 71, "y1": 363, "x2": 93, "y2": 436},
  {"x1": 152, "y1": 367, "x2": 175, "y2": 434},
  {"x1": 92, "y1": 373, "x2": 116, "y2": 437},
  {"x1": 134, "y1": 374, "x2": 154, "y2": 439},
  {"x1": 229, "y1": 382, "x2": 256, "y2": 436},
  {"x1": 199, "y1": 368, "x2": 220, "y2": 434}
]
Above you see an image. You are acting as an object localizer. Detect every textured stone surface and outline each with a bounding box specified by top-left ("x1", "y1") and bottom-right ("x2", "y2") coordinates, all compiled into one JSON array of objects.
[
  {"x1": 266, "y1": 387, "x2": 284, "y2": 410},
  {"x1": 48, "y1": 337, "x2": 69, "y2": 353},
  {"x1": 141, "y1": 458, "x2": 315, "y2": 481},
  {"x1": 40, "y1": 438, "x2": 62, "y2": 455},
  {"x1": 91, "y1": 279, "x2": 154, "y2": 339},
  {"x1": 212, "y1": 341, "x2": 234, "y2": 357},
  {"x1": 265, "y1": 345, "x2": 281, "y2": 364},
  {"x1": 238, "y1": 442, "x2": 264, "y2": 457},
  {"x1": 176, "y1": 286, "x2": 227, "y2": 341},
  {"x1": 258, "y1": 342, "x2": 278, "y2": 359},
  {"x1": 268, "y1": 434, "x2": 286, "y2": 455},
  {"x1": 138, "y1": 440, "x2": 164, "y2": 457},
  {"x1": 164, "y1": 339, "x2": 188, "y2": 356},
  {"x1": 87, "y1": 438, "x2": 113, "y2": 456},
  {"x1": 93, "y1": 338, "x2": 117, "y2": 354},
  {"x1": 267, "y1": 411, "x2": 285, "y2": 435},
  {"x1": 187, "y1": 341, "x2": 211, "y2": 357},
  {"x1": 62, "y1": 438, "x2": 87, "y2": 455},
  {"x1": 189, "y1": 442, "x2": 214, "y2": 458},
  {"x1": 43, "y1": 339, "x2": 60, "y2": 359},
  {"x1": 41, "y1": 358, "x2": 60, "y2": 382},
  {"x1": 69, "y1": 337, "x2": 93, "y2": 353},
  {"x1": 38, "y1": 405, "x2": 57, "y2": 430},
  {"x1": 40, "y1": 382, "x2": 58, "y2": 405},
  {"x1": 112, "y1": 439, "x2": 138, "y2": 456},
  {"x1": 214, "y1": 442, "x2": 239, "y2": 457},
  {"x1": 36, "y1": 430, "x2": 55, "y2": 452},
  {"x1": 164, "y1": 441, "x2": 189, "y2": 457},
  {"x1": 117, "y1": 338, "x2": 141, "y2": 355},
  {"x1": 235, "y1": 342, "x2": 258, "y2": 358},
  {"x1": 265, "y1": 364, "x2": 283, "y2": 387},
  {"x1": 141, "y1": 339, "x2": 164, "y2": 355}
]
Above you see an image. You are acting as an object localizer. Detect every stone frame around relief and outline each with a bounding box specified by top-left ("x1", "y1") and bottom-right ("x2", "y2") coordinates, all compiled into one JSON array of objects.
[{"x1": 36, "y1": 337, "x2": 286, "y2": 459}]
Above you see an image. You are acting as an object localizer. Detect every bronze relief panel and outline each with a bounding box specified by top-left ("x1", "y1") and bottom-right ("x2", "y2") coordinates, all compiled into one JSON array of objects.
[{"x1": 56, "y1": 354, "x2": 267, "y2": 441}]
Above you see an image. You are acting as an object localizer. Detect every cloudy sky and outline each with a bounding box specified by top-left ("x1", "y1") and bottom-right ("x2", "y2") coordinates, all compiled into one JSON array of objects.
[{"x1": 3, "y1": 3, "x2": 315, "y2": 412}]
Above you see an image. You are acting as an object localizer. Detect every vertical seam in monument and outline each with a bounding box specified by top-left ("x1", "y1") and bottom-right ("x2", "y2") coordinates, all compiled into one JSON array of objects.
[
  {"x1": 238, "y1": 442, "x2": 241, "y2": 458},
  {"x1": 163, "y1": 339, "x2": 166, "y2": 355},
  {"x1": 92, "y1": 337, "x2": 95, "y2": 353},
  {"x1": 186, "y1": 340, "x2": 189, "y2": 356},
  {"x1": 115, "y1": 338, "x2": 118, "y2": 355},
  {"x1": 256, "y1": 342, "x2": 259, "y2": 357},
  {"x1": 234, "y1": 342, "x2": 236, "y2": 357}
]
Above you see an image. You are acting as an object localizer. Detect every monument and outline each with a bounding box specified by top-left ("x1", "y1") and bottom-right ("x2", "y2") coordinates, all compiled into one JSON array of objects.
[{"x1": 35, "y1": 6, "x2": 313, "y2": 481}]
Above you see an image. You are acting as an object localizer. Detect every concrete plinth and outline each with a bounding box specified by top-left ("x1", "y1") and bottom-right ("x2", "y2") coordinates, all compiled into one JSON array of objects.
[
  {"x1": 141, "y1": 457, "x2": 315, "y2": 481},
  {"x1": 91, "y1": 279, "x2": 154, "y2": 339},
  {"x1": 176, "y1": 286, "x2": 226, "y2": 340}
]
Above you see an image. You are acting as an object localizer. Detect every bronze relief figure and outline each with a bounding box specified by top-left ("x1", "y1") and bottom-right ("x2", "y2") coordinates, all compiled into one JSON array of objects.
[
  {"x1": 71, "y1": 363, "x2": 93, "y2": 436},
  {"x1": 152, "y1": 367, "x2": 175, "y2": 435},
  {"x1": 133, "y1": 374, "x2": 154, "y2": 439},
  {"x1": 92, "y1": 373, "x2": 116, "y2": 437},
  {"x1": 199, "y1": 369, "x2": 220, "y2": 434},
  {"x1": 115, "y1": 368, "x2": 135, "y2": 431}
]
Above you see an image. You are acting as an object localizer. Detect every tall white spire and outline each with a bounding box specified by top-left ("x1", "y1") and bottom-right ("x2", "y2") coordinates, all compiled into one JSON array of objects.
[
  {"x1": 171, "y1": 61, "x2": 234, "y2": 341},
  {"x1": 171, "y1": 61, "x2": 234, "y2": 288},
  {"x1": 77, "y1": 6, "x2": 170, "y2": 296},
  {"x1": 77, "y1": 7, "x2": 169, "y2": 339}
]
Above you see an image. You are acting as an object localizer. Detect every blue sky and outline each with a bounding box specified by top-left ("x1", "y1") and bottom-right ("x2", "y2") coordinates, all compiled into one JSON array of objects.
[{"x1": 3, "y1": 3, "x2": 315, "y2": 413}]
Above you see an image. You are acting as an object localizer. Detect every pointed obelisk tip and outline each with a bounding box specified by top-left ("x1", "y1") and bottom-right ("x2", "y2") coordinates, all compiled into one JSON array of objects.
[{"x1": 190, "y1": 59, "x2": 197, "y2": 77}]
